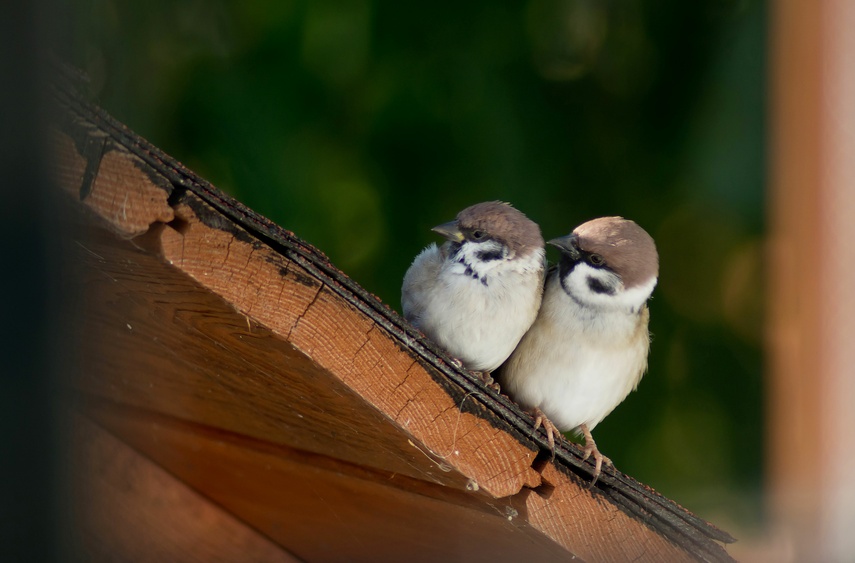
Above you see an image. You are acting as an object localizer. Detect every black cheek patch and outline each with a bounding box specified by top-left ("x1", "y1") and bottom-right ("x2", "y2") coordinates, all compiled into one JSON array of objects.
[
  {"x1": 587, "y1": 276, "x2": 615, "y2": 295},
  {"x1": 475, "y1": 249, "x2": 504, "y2": 262}
]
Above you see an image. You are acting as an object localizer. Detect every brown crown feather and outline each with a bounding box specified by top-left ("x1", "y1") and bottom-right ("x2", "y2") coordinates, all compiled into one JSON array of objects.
[
  {"x1": 456, "y1": 201, "x2": 544, "y2": 255},
  {"x1": 573, "y1": 216, "x2": 658, "y2": 289}
]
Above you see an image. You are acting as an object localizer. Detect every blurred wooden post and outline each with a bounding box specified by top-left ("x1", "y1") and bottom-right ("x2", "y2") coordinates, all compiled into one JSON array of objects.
[{"x1": 769, "y1": 0, "x2": 855, "y2": 559}]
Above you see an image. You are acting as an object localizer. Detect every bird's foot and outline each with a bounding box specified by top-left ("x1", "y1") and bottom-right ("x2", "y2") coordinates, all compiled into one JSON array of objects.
[
  {"x1": 474, "y1": 370, "x2": 501, "y2": 392},
  {"x1": 579, "y1": 423, "x2": 612, "y2": 487},
  {"x1": 529, "y1": 407, "x2": 560, "y2": 459}
]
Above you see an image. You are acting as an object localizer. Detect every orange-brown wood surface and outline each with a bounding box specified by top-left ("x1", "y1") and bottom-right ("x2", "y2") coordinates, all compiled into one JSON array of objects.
[
  {"x1": 50, "y1": 76, "x2": 733, "y2": 562},
  {"x1": 64, "y1": 413, "x2": 300, "y2": 562}
]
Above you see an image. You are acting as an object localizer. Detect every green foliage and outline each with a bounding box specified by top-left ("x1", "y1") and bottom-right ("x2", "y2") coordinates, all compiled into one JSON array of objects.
[{"x1": 69, "y1": 0, "x2": 766, "y2": 529}]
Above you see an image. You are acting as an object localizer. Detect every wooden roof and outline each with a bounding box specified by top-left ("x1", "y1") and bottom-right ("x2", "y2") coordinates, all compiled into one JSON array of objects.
[{"x1": 50, "y1": 70, "x2": 734, "y2": 562}]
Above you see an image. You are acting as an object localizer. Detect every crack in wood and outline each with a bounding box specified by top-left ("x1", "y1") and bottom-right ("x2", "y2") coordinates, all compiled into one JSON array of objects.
[
  {"x1": 287, "y1": 283, "x2": 324, "y2": 342},
  {"x1": 350, "y1": 325, "x2": 375, "y2": 364},
  {"x1": 78, "y1": 132, "x2": 108, "y2": 200}
]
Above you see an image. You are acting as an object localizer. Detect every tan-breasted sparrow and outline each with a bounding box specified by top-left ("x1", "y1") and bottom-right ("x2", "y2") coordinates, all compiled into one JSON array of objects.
[
  {"x1": 498, "y1": 216, "x2": 658, "y2": 483},
  {"x1": 402, "y1": 202, "x2": 545, "y2": 380}
]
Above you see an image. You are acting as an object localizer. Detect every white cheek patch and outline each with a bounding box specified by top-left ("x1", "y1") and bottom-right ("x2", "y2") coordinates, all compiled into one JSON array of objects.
[
  {"x1": 620, "y1": 276, "x2": 658, "y2": 309},
  {"x1": 563, "y1": 263, "x2": 657, "y2": 311},
  {"x1": 450, "y1": 240, "x2": 507, "y2": 277}
]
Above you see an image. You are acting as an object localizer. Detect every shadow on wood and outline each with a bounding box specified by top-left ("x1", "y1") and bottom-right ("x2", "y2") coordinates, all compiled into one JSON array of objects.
[{"x1": 49, "y1": 69, "x2": 734, "y2": 562}]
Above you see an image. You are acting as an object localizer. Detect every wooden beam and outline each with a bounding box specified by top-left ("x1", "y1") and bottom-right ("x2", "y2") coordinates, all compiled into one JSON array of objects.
[{"x1": 50, "y1": 70, "x2": 734, "y2": 562}]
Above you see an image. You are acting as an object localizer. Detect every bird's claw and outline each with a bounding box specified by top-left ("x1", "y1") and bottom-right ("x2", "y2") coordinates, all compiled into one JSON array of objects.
[
  {"x1": 530, "y1": 407, "x2": 559, "y2": 460},
  {"x1": 580, "y1": 423, "x2": 612, "y2": 487},
  {"x1": 474, "y1": 370, "x2": 501, "y2": 392}
]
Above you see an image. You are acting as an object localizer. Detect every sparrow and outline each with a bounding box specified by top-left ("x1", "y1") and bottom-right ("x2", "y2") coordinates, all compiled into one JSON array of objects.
[
  {"x1": 498, "y1": 216, "x2": 659, "y2": 484},
  {"x1": 402, "y1": 202, "x2": 546, "y2": 383}
]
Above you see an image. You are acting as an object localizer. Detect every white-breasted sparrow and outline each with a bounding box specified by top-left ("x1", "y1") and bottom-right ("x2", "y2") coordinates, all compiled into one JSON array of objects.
[
  {"x1": 499, "y1": 216, "x2": 658, "y2": 483},
  {"x1": 402, "y1": 202, "x2": 545, "y2": 382}
]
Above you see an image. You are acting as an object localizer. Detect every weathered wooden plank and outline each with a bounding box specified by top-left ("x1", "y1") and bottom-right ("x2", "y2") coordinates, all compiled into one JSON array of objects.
[{"x1": 68, "y1": 221, "x2": 473, "y2": 491}]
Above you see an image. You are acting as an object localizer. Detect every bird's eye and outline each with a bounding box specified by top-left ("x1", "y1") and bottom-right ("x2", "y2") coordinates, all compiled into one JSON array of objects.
[
  {"x1": 589, "y1": 254, "x2": 604, "y2": 266},
  {"x1": 472, "y1": 230, "x2": 485, "y2": 240}
]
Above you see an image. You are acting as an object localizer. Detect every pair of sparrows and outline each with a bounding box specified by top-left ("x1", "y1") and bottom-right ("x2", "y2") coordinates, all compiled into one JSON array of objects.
[{"x1": 401, "y1": 201, "x2": 659, "y2": 483}]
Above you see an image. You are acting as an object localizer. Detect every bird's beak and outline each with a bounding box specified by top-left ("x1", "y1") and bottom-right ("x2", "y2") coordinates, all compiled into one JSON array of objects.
[
  {"x1": 431, "y1": 220, "x2": 465, "y2": 243},
  {"x1": 548, "y1": 234, "x2": 581, "y2": 260}
]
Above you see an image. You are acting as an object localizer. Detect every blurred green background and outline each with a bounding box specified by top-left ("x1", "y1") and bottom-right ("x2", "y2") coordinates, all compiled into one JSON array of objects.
[{"x1": 67, "y1": 0, "x2": 766, "y2": 535}]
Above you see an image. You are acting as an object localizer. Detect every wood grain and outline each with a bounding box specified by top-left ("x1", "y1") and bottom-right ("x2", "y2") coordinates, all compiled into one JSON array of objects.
[{"x1": 523, "y1": 464, "x2": 687, "y2": 561}]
